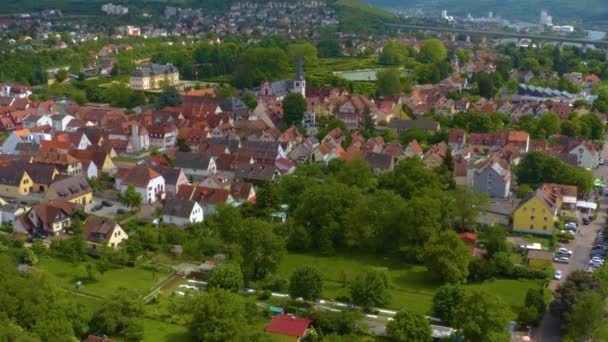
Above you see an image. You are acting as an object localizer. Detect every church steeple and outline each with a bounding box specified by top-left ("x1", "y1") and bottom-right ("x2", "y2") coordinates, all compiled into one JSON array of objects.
[
  {"x1": 293, "y1": 50, "x2": 306, "y2": 98},
  {"x1": 296, "y1": 50, "x2": 305, "y2": 81}
]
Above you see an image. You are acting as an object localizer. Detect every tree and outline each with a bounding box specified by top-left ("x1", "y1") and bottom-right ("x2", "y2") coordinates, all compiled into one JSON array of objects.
[
  {"x1": 334, "y1": 158, "x2": 376, "y2": 191},
  {"x1": 23, "y1": 248, "x2": 38, "y2": 265},
  {"x1": 157, "y1": 86, "x2": 181, "y2": 108},
  {"x1": 376, "y1": 68, "x2": 402, "y2": 95},
  {"x1": 537, "y1": 112, "x2": 561, "y2": 137},
  {"x1": 233, "y1": 47, "x2": 288, "y2": 88},
  {"x1": 564, "y1": 291, "x2": 605, "y2": 341},
  {"x1": 119, "y1": 185, "x2": 142, "y2": 210},
  {"x1": 288, "y1": 265, "x2": 323, "y2": 301},
  {"x1": 454, "y1": 291, "x2": 512, "y2": 342},
  {"x1": 208, "y1": 263, "x2": 244, "y2": 293},
  {"x1": 55, "y1": 69, "x2": 68, "y2": 83},
  {"x1": 452, "y1": 186, "x2": 489, "y2": 229},
  {"x1": 240, "y1": 91, "x2": 257, "y2": 110},
  {"x1": 517, "y1": 288, "x2": 546, "y2": 326},
  {"x1": 480, "y1": 226, "x2": 508, "y2": 258},
  {"x1": 216, "y1": 86, "x2": 237, "y2": 99},
  {"x1": 432, "y1": 285, "x2": 465, "y2": 325},
  {"x1": 423, "y1": 231, "x2": 470, "y2": 284},
  {"x1": 282, "y1": 92, "x2": 307, "y2": 126},
  {"x1": 189, "y1": 289, "x2": 247, "y2": 342},
  {"x1": 90, "y1": 290, "x2": 144, "y2": 339},
  {"x1": 238, "y1": 219, "x2": 285, "y2": 281},
  {"x1": 349, "y1": 268, "x2": 391, "y2": 308},
  {"x1": 317, "y1": 39, "x2": 341, "y2": 58},
  {"x1": 386, "y1": 310, "x2": 432, "y2": 342},
  {"x1": 288, "y1": 42, "x2": 319, "y2": 67},
  {"x1": 476, "y1": 72, "x2": 496, "y2": 98},
  {"x1": 152, "y1": 206, "x2": 163, "y2": 220},
  {"x1": 379, "y1": 42, "x2": 407, "y2": 65},
  {"x1": 418, "y1": 40, "x2": 447, "y2": 64},
  {"x1": 551, "y1": 271, "x2": 601, "y2": 318}
]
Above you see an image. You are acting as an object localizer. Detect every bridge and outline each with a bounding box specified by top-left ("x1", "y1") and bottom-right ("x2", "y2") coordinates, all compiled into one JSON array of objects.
[{"x1": 385, "y1": 23, "x2": 608, "y2": 50}]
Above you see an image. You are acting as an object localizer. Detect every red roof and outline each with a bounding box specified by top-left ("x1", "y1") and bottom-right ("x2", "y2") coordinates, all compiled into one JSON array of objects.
[
  {"x1": 264, "y1": 314, "x2": 312, "y2": 337},
  {"x1": 458, "y1": 232, "x2": 477, "y2": 241}
]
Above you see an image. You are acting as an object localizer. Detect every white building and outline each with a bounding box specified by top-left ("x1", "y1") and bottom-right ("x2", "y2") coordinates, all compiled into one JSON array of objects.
[
  {"x1": 115, "y1": 166, "x2": 166, "y2": 204},
  {"x1": 162, "y1": 199, "x2": 204, "y2": 226}
]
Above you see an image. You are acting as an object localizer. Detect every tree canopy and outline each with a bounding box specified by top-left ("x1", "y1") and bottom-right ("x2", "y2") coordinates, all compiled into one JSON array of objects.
[{"x1": 386, "y1": 309, "x2": 433, "y2": 342}]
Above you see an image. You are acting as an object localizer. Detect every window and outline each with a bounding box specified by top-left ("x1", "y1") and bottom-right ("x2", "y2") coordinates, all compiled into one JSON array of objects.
[
  {"x1": 532, "y1": 208, "x2": 535, "y2": 212},
  {"x1": 529, "y1": 224, "x2": 534, "y2": 229},
  {"x1": 543, "y1": 225, "x2": 548, "y2": 230},
  {"x1": 530, "y1": 216, "x2": 535, "y2": 220},
  {"x1": 544, "y1": 217, "x2": 548, "y2": 221}
]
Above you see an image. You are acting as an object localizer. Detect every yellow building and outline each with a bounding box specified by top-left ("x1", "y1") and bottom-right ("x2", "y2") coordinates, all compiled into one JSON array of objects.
[
  {"x1": 130, "y1": 63, "x2": 179, "y2": 90},
  {"x1": 513, "y1": 189, "x2": 559, "y2": 236},
  {"x1": 46, "y1": 174, "x2": 93, "y2": 205},
  {"x1": 527, "y1": 250, "x2": 554, "y2": 269},
  {"x1": 0, "y1": 169, "x2": 33, "y2": 196}
]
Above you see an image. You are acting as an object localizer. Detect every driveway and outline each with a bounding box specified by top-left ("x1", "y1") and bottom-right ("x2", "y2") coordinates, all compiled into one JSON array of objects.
[
  {"x1": 534, "y1": 142, "x2": 608, "y2": 341},
  {"x1": 86, "y1": 198, "x2": 130, "y2": 219}
]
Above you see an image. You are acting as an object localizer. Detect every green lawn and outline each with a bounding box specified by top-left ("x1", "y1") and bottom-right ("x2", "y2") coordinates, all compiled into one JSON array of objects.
[
  {"x1": 141, "y1": 318, "x2": 190, "y2": 342},
  {"x1": 37, "y1": 257, "x2": 172, "y2": 298},
  {"x1": 276, "y1": 252, "x2": 545, "y2": 315}
]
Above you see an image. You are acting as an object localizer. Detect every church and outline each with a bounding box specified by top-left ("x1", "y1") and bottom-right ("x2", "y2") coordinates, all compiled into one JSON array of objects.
[{"x1": 256, "y1": 53, "x2": 306, "y2": 102}]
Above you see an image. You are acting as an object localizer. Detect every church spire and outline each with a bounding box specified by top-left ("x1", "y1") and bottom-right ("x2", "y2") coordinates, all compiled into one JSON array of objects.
[{"x1": 296, "y1": 50, "x2": 304, "y2": 81}]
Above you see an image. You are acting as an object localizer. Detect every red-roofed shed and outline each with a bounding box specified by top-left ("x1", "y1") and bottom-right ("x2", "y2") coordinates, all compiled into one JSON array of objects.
[{"x1": 264, "y1": 314, "x2": 312, "y2": 340}]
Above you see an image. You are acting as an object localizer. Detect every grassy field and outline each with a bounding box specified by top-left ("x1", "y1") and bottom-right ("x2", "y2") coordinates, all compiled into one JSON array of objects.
[
  {"x1": 37, "y1": 257, "x2": 172, "y2": 298},
  {"x1": 141, "y1": 318, "x2": 190, "y2": 342},
  {"x1": 276, "y1": 251, "x2": 545, "y2": 315}
]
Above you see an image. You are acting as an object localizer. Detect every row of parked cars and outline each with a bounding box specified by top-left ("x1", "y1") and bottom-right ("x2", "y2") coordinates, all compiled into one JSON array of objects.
[{"x1": 588, "y1": 231, "x2": 606, "y2": 272}]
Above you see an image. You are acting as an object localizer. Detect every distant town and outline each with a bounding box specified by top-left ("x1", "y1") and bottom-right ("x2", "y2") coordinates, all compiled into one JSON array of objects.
[{"x1": 0, "y1": 1, "x2": 607, "y2": 342}]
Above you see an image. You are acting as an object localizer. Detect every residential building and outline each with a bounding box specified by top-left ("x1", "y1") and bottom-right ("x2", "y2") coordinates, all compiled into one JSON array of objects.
[
  {"x1": 0, "y1": 168, "x2": 33, "y2": 196},
  {"x1": 473, "y1": 155, "x2": 511, "y2": 198},
  {"x1": 130, "y1": 63, "x2": 179, "y2": 91},
  {"x1": 115, "y1": 166, "x2": 165, "y2": 204},
  {"x1": 46, "y1": 174, "x2": 93, "y2": 205},
  {"x1": 389, "y1": 119, "x2": 440, "y2": 136},
  {"x1": 513, "y1": 188, "x2": 559, "y2": 236},
  {"x1": 13, "y1": 199, "x2": 75, "y2": 237},
  {"x1": 147, "y1": 125, "x2": 177, "y2": 149},
  {"x1": 526, "y1": 250, "x2": 554, "y2": 269},
  {"x1": 335, "y1": 95, "x2": 375, "y2": 130},
  {"x1": 83, "y1": 217, "x2": 128, "y2": 248},
  {"x1": 175, "y1": 152, "x2": 217, "y2": 179},
  {"x1": 162, "y1": 199, "x2": 204, "y2": 226}
]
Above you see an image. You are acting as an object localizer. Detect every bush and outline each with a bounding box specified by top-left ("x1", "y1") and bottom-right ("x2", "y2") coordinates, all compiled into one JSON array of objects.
[
  {"x1": 256, "y1": 290, "x2": 271, "y2": 300},
  {"x1": 260, "y1": 276, "x2": 289, "y2": 292}
]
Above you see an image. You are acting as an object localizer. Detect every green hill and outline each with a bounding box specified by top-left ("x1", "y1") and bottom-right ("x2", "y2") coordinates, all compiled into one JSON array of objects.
[{"x1": 363, "y1": 0, "x2": 608, "y2": 25}]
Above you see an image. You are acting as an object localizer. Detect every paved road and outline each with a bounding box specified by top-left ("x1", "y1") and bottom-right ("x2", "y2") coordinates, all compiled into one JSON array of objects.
[{"x1": 535, "y1": 142, "x2": 608, "y2": 341}]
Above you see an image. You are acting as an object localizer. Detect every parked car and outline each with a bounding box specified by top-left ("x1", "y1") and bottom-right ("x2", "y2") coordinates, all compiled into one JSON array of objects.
[
  {"x1": 553, "y1": 270, "x2": 563, "y2": 280},
  {"x1": 554, "y1": 256, "x2": 570, "y2": 264},
  {"x1": 558, "y1": 248, "x2": 573, "y2": 256},
  {"x1": 101, "y1": 200, "x2": 113, "y2": 207},
  {"x1": 565, "y1": 222, "x2": 577, "y2": 229},
  {"x1": 583, "y1": 217, "x2": 591, "y2": 225},
  {"x1": 91, "y1": 204, "x2": 103, "y2": 212},
  {"x1": 116, "y1": 208, "x2": 128, "y2": 215}
]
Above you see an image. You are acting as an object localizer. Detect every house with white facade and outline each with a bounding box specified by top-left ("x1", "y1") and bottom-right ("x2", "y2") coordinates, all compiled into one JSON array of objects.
[
  {"x1": 162, "y1": 199, "x2": 204, "y2": 226},
  {"x1": 83, "y1": 217, "x2": 128, "y2": 248},
  {"x1": 115, "y1": 166, "x2": 165, "y2": 204},
  {"x1": 174, "y1": 152, "x2": 217, "y2": 179},
  {"x1": 22, "y1": 114, "x2": 52, "y2": 129},
  {"x1": 50, "y1": 114, "x2": 75, "y2": 131}
]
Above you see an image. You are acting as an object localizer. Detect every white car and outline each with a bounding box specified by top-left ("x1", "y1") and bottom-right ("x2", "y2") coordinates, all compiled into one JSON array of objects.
[
  {"x1": 554, "y1": 270, "x2": 563, "y2": 280},
  {"x1": 558, "y1": 248, "x2": 573, "y2": 256},
  {"x1": 565, "y1": 222, "x2": 577, "y2": 229}
]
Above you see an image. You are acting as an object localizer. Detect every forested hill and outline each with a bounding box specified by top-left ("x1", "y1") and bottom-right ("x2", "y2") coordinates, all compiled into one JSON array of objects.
[{"x1": 363, "y1": 0, "x2": 608, "y2": 25}]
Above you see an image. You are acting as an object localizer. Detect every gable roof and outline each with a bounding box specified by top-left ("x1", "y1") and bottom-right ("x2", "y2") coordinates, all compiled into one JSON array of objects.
[
  {"x1": 120, "y1": 166, "x2": 162, "y2": 188},
  {"x1": 83, "y1": 217, "x2": 120, "y2": 243},
  {"x1": 175, "y1": 152, "x2": 213, "y2": 170},
  {"x1": 163, "y1": 199, "x2": 198, "y2": 218},
  {"x1": 264, "y1": 314, "x2": 312, "y2": 338},
  {"x1": 49, "y1": 174, "x2": 92, "y2": 200}
]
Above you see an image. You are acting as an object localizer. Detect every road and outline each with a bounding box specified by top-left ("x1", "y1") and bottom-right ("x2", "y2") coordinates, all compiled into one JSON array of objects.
[
  {"x1": 534, "y1": 143, "x2": 608, "y2": 341},
  {"x1": 384, "y1": 24, "x2": 608, "y2": 48}
]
